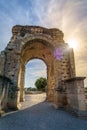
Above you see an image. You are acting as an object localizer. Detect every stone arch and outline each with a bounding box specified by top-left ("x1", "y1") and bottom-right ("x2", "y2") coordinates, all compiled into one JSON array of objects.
[
  {"x1": 1, "y1": 25, "x2": 86, "y2": 117},
  {"x1": 0, "y1": 25, "x2": 75, "y2": 109},
  {"x1": 22, "y1": 35, "x2": 57, "y2": 49},
  {"x1": 18, "y1": 38, "x2": 55, "y2": 103}
]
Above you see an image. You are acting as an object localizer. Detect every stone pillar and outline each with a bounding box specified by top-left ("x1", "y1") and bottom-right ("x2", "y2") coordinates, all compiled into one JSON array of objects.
[
  {"x1": 0, "y1": 76, "x2": 11, "y2": 115},
  {"x1": 65, "y1": 77, "x2": 87, "y2": 117},
  {"x1": 53, "y1": 83, "x2": 67, "y2": 109},
  {"x1": 19, "y1": 64, "x2": 25, "y2": 102},
  {"x1": 47, "y1": 62, "x2": 55, "y2": 102},
  {"x1": 53, "y1": 59, "x2": 61, "y2": 108},
  {"x1": 46, "y1": 64, "x2": 53, "y2": 102}
]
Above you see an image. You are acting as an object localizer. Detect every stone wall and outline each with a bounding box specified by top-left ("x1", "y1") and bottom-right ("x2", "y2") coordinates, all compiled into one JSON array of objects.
[
  {"x1": 0, "y1": 76, "x2": 11, "y2": 114},
  {"x1": 12, "y1": 25, "x2": 64, "y2": 43},
  {"x1": 65, "y1": 77, "x2": 87, "y2": 117},
  {"x1": 0, "y1": 25, "x2": 80, "y2": 115},
  {"x1": 0, "y1": 51, "x2": 5, "y2": 76}
]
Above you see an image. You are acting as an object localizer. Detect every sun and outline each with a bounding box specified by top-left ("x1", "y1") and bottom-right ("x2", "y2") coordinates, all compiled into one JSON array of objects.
[{"x1": 67, "y1": 39, "x2": 78, "y2": 50}]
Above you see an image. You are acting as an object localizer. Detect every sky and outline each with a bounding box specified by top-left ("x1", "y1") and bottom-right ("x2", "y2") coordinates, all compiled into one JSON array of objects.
[
  {"x1": 0, "y1": 0, "x2": 87, "y2": 87},
  {"x1": 25, "y1": 59, "x2": 47, "y2": 88}
]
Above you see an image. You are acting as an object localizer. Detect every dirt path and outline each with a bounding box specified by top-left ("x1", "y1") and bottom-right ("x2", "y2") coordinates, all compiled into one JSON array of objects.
[{"x1": 20, "y1": 93, "x2": 46, "y2": 109}]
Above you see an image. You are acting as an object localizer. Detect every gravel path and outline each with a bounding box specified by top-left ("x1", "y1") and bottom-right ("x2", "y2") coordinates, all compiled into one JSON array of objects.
[{"x1": 0, "y1": 93, "x2": 87, "y2": 130}]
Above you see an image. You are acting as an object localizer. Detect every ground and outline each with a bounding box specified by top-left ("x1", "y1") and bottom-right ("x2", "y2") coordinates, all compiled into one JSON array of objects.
[{"x1": 0, "y1": 93, "x2": 87, "y2": 130}]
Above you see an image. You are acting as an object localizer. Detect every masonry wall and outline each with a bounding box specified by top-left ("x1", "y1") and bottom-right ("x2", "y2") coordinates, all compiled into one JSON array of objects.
[
  {"x1": 0, "y1": 76, "x2": 11, "y2": 112},
  {"x1": 65, "y1": 77, "x2": 87, "y2": 115},
  {"x1": 0, "y1": 25, "x2": 77, "y2": 111},
  {"x1": 0, "y1": 51, "x2": 5, "y2": 76}
]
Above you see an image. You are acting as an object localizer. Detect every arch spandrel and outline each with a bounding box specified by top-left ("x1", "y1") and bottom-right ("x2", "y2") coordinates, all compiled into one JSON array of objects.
[
  {"x1": 21, "y1": 40, "x2": 54, "y2": 64},
  {"x1": 21, "y1": 37, "x2": 55, "y2": 51}
]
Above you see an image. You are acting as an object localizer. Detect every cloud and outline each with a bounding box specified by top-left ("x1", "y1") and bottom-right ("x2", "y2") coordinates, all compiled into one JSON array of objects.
[
  {"x1": 36, "y1": 0, "x2": 87, "y2": 86},
  {"x1": 0, "y1": 0, "x2": 34, "y2": 51}
]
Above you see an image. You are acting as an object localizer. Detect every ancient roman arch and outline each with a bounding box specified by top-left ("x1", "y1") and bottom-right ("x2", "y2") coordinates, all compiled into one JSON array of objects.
[{"x1": 0, "y1": 25, "x2": 87, "y2": 117}]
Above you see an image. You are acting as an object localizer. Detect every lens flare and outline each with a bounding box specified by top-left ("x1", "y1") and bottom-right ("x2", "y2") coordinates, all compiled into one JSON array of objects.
[
  {"x1": 54, "y1": 48, "x2": 63, "y2": 60},
  {"x1": 67, "y1": 39, "x2": 78, "y2": 50}
]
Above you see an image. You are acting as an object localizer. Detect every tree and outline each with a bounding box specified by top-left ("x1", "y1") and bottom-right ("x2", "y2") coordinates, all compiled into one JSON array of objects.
[{"x1": 35, "y1": 77, "x2": 47, "y2": 91}]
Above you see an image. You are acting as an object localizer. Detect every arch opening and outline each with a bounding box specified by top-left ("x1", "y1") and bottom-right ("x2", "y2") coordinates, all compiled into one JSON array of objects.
[
  {"x1": 18, "y1": 40, "x2": 55, "y2": 103},
  {"x1": 24, "y1": 59, "x2": 47, "y2": 101},
  {"x1": 25, "y1": 59, "x2": 47, "y2": 88}
]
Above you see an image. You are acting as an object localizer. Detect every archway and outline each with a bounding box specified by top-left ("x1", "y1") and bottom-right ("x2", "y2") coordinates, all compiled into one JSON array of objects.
[
  {"x1": 25, "y1": 59, "x2": 47, "y2": 88},
  {"x1": 24, "y1": 59, "x2": 47, "y2": 100},
  {"x1": 1, "y1": 25, "x2": 86, "y2": 117},
  {"x1": 18, "y1": 39, "x2": 55, "y2": 104},
  {"x1": 0, "y1": 25, "x2": 76, "y2": 110}
]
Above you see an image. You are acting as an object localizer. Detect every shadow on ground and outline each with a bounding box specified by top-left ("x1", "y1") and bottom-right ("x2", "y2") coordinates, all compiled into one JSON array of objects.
[{"x1": 0, "y1": 101, "x2": 87, "y2": 130}]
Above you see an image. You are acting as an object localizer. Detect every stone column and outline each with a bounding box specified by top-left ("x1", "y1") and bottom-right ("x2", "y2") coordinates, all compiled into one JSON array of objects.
[
  {"x1": 47, "y1": 62, "x2": 55, "y2": 102},
  {"x1": 19, "y1": 64, "x2": 25, "y2": 102},
  {"x1": 53, "y1": 59, "x2": 61, "y2": 108},
  {"x1": 46, "y1": 64, "x2": 52, "y2": 102},
  {"x1": 65, "y1": 77, "x2": 87, "y2": 117},
  {"x1": 0, "y1": 76, "x2": 11, "y2": 115}
]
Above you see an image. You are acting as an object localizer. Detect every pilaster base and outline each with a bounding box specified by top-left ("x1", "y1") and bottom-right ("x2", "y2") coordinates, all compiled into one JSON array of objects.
[
  {"x1": 20, "y1": 97, "x2": 25, "y2": 102},
  {"x1": 47, "y1": 89, "x2": 54, "y2": 102}
]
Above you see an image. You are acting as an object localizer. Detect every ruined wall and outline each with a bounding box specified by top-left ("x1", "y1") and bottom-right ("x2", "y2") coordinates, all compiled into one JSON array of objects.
[
  {"x1": 0, "y1": 25, "x2": 76, "y2": 110},
  {"x1": 5, "y1": 25, "x2": 75, "y2": 84},
  {"x1": 0, "y1": 76, "x2": 11, "y2": 113}
]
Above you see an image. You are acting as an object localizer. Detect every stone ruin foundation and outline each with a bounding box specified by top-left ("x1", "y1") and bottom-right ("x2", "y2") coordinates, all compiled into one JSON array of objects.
[{"x1": 0, "y1": 25, "x2": 87, "y2": 117}]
